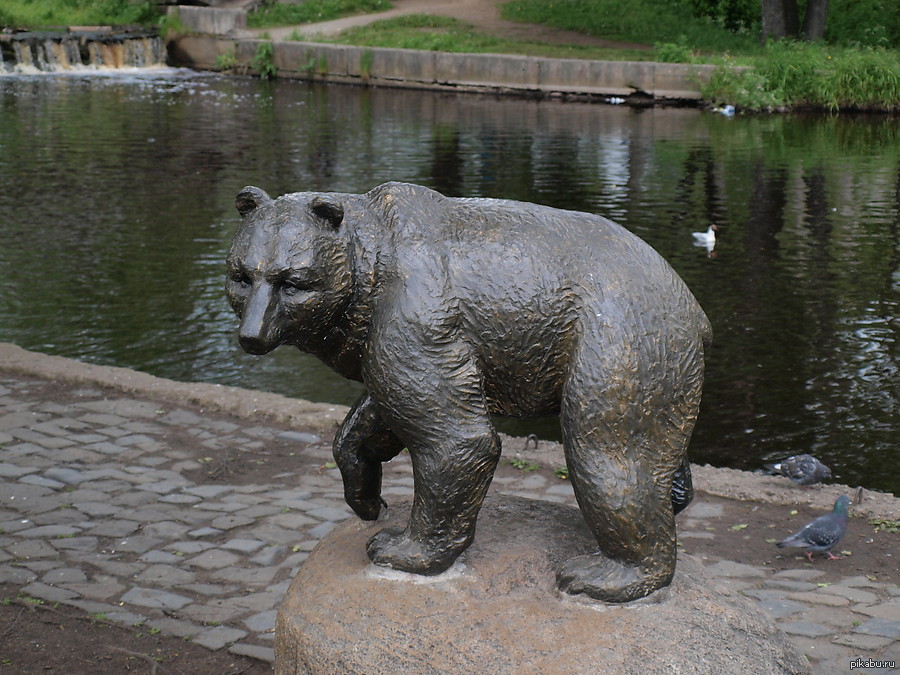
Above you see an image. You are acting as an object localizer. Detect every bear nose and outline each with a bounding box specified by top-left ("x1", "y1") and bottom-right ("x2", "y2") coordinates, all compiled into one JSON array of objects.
[{"x1": 238, "y1": 283, "x2": 277, "y2": 355}]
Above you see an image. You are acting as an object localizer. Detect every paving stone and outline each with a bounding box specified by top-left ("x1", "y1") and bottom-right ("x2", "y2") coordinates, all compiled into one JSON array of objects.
[
  {"x1": 16, "y1": 525, "x2": 81, "y2": 540},
  {"x1": 20, "y1": 581, "x2": 80, "y2": 603},
  {"x1": 236, "y1": 505, "x2": 282, "y2": 519},
  {"x1": 146, "y1": 616, "x2": 205, "y2": 638},
  {"x1": 0, "y1": 564, "x2": 37, "y2": 584},
  {"x1": 41, "y1": 567, "x2": 88, "y2": 584},
  {"x1": 50, "y1": 536, "x2": 100, "y2": 551},
  {"x1": 0, "y1": 464, "x2": 38, "y2": 478},
  {"x1": 266, "y1": 512, "x2": 318, "y2": 529},
  {"x1": 308, "y1": 521, "x2": 337, "y2": 539},
  {"x1": 200, "y1": 501, "x2": 247, "y2": 513},
  {"x1": 180, "y1": 583, "x2": 237, "y2": 597},
  {"x1": 188, "y1": 549, "x2": 242, "y2": 570},
  {"x1": 221, "y1": 538, "x2": 266, "y2": 553},
  {"x1": 706, "y1": 560, "x2": 768, "y2": 578},
  {"x1": 86, "y1": 520, "x2": 141, "y2": 537},
  {"x1": 60, "y1": 579, "x2": 126, "y2": 601},
  {"x1": 755, "y1": 597, "x2": 809, "y2": 619},
  {"x1": 780, "y1": 621, "x2": 836, "y2": 638},
  {"x1": 7, "y1": 539, "x2": 59, "y2": 559},
  {"x1": 168, "y1": 541, "x2": 216, "y2": 554},
  {"x1": 853, "y1": 601, "x2": 900, "y2": 621},
  {"x1": 136, "y1": 481, "x2": 183, "y2": 494},
  {"x1": 838, "y1": 575, "x2": 886, "y2": 589},
  {"x1": 853, "y1": 618, "x2": 900, "y2": 639},
  {"x1": 211, "y1": 566, "x2": 279, "y2": 585},
  {"x1": 188, "y1": 527, "x2": 224, "y2": 538},
  {"x1": 71, "y1": 502, "x2": 121, "y2": 517},
  {"x1": 787, "y1": 591, "x2": 851, "y2": 607},
  {"x1": 243, "y1": 609, "x2": 277, "y2": 633},
  {"x1": 184, "y1": 486, "x2": 235, "y2": 499},
  {"x1": 764, "y1": 579, "x2": 820, "y2": 592},
  {"x1": 192, "y1": 625, "x2": 249, "y2": 650},
  {"x1": 278, "y1": 431, "x2": 322, "y2": 444},
  {"x1": 834, "y1": 634, "x2": 896, "y2": 650},
  {"x1": 135, "y1": 564, "x2": 196, "y2": 585},
  {"x1": 18, "y1": 474, "x2": 65, "y2": 490},
  {"x1": 159, "y1": 493, "x2": 202, "y2": 504},
  {"x1": 229, "y1": 642, "x2": 276, "y2": 663},
  {"x1": 120, "y1": 587, "x2": 193, "y2": 611},
  {"x1": 139, "y1": 550, "x2": 185, "y2": 564},
  {"x1": 110, "y1": 535, "x2": 163, "y2": 554},
  {"x1": 0, "y1": 518, "x2": 36, "y2": 533},
  {"x1": 210, "y1": 515, "x2": 256, "y2": 530},
  {"x1": 820, "y1": 585, "x2": 879, "y2": 604},
  {"x1": 249, "y1": 545, "x2": 287, "y2": 566},
  {"x1": 1, "y1": 482, "x2": 54, "y2": 506},
  {"x1": 142, "y1": 521, "x2": 190, "y2": 539},
  {"x1": 772, "y1": 569, "x2": 826, "y2": 581}
]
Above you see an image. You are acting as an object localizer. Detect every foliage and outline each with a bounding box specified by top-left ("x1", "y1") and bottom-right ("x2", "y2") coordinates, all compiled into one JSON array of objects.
[
  {"x1": 655, "y1": 36, "x2": 695, "y2": 63},
  {"x1": 0, "y1": 0, "x2": 158, "y2": 28},
  {"x1": 252, "y1": 40, "x2": 278, "y2": 80},
  {"x1": 826, "y1": 0, "x2": 900, "y2": 47},
  {"x1": 678, "y1": 0, "x2": 759, "y2": 33},
  {"x1": 702, "y1": 42, "x2": 899, "y2": 111},
  {"x1": 214, "y1": 51, "x2": 238, "y2": 71},
  {"x1": 248, "y1": 0, "x2": 391, "y2": 28},
  {"x1": 501, "y1": 0, "x2": 758, "y2": 52},
  {"x1": 157, "y1": 9, "x2": 187, "y2": 41}
]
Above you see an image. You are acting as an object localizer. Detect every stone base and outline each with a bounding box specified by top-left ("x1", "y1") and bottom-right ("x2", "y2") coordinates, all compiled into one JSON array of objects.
[{"x1": 276, "y1": 496, "x2": 810, "y2": 674}]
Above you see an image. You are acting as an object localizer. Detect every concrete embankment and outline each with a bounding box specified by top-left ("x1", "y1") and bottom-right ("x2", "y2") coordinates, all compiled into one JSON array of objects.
[{"x1": 168, "y1": 7, "x2": 720, "y2": 102}]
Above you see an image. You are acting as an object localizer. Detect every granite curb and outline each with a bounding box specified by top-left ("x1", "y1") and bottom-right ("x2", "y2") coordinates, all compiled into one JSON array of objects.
[{"x1": 1, "y1": 343, "x2": 897, "y2": 673}]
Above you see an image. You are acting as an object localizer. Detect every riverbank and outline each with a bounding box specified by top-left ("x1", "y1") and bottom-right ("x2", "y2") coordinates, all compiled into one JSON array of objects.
[
  {"x1": 165, "y1": 2, "x2": 898, "y2": 111},
  {"x1": 0, "y1": 342, "x2": 898, "y2": 673}
]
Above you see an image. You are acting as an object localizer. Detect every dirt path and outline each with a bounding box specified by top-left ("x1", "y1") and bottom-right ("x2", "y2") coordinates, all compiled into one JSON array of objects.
[{"x1": 248, "y1": 0, "x2": 652, "y2": 50}]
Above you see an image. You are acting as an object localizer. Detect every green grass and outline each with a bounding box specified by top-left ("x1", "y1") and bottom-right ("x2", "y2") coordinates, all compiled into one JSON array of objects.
[
  {"x1": 308, "y1": 14, "x2": 655, "y2": 62},
  {"x1": 0, "y1": 0, "x2": 157, "y2": 28},
  {"x1": 248, "y1": 0, "x2": 390, "y2": 28},
  {"x1": 702, "y1": 42, "x2": 899, "y2": 111}
]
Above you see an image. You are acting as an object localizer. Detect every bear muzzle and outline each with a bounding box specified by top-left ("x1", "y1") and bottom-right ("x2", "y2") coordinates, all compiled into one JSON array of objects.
[{"x1": 238, "y1": 283, "x2": 282, "y2": 355}]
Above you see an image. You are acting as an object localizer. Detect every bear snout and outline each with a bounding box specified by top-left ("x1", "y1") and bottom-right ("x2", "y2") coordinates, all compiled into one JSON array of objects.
[{"x1": 238, "y1": 283, "x2": 281, "y2": 355}]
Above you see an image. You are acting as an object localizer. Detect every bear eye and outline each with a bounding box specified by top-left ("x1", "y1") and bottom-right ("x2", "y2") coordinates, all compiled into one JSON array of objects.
[
  {"x1": 282, "y1": 276, "x2": 315, "y2": 295},
  {"x1": 229, "y1": 270, "x2": 251, "y2": 287}
]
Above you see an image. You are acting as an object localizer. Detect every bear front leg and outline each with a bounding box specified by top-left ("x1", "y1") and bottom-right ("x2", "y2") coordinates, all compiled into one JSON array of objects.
[
  {"x1": 362, "y1": 332, "x2": 501, "y2": 575},
  {"x1": 333, "y1": 391, "x2": 405, "y2": 520}
]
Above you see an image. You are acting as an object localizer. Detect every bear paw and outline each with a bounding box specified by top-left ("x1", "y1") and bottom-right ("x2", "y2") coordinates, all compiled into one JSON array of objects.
[
  {"x1": 366, "y1": 527, "x2": 460, "y2": 575},
  {"x1": 556, "y1": 553, "x2": 672, "y2": 603},
  {"x1": 347, "y1": 496, "x2": 387, "y2": 521}
]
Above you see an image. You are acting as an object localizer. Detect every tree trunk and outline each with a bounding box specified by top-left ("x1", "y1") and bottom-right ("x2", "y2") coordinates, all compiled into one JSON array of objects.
[
  {"x1": 802, "y1": 0, "x2": 829, "y2": 40},
  {"x1": 761, "y1": 0, "x2": 800, "y2": 41}
]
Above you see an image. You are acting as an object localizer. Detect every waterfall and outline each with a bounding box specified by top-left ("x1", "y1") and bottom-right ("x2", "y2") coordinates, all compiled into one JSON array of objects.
[{"x1": 0, "y1": 29, "x2": 165, "y2": 74}]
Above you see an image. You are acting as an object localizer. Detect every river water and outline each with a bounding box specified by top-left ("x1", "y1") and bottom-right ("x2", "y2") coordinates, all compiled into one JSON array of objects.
[{"x1": 0, "y1": 70, "x2": 896, "y2": 493}]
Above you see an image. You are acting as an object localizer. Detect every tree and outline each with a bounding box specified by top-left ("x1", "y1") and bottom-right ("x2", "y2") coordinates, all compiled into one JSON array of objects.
[{"x1": 761, "y1": 0, "x2": 829, "y2": 41}]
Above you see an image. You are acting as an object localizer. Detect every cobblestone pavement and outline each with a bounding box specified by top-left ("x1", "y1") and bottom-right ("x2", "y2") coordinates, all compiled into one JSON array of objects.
[{"x1": 0, "y1": 370, "x2": 897, "y2": 673}]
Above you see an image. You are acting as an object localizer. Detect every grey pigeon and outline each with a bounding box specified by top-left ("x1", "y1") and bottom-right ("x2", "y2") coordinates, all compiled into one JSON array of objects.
[
  {"x1": 776, "y1": 495, "x2": 851, "y2": 561},
  {"x1": 765, "y1": 454, "x2": 831, "y2": 486}
]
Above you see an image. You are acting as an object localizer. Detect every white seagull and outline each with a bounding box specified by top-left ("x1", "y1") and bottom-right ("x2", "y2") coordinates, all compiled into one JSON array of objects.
[{"x1": 692, "y1": 224, "x2": 719, "y2": 245}]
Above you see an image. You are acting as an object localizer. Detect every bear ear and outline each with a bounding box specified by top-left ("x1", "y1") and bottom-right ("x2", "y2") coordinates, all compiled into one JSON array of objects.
[
  {"x1": 310, "y1": 196, "x2": 344, "y2": 229},
  {"x1": 235, "y1": 186, "x2": 272, "y2": 218}
]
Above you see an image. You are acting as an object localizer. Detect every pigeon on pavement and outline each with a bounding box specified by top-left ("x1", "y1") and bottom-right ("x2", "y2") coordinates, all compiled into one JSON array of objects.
[
  {"x1": 765, "y1": 454, "x2": 831, "y2": 486},
  {"x1": 776, "y1": 495, "x2": 851, "y2": 561}
]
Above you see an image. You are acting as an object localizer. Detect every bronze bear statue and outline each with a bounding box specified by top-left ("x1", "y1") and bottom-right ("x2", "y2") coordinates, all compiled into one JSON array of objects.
[{"x1": 226, "y1": 182, "x2": 711, "y2": 603}]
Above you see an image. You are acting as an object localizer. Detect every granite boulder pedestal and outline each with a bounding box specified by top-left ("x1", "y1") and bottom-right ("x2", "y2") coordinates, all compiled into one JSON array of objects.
[{"x1": 275, "y1": 495, "x2": 811, "y2": 674}]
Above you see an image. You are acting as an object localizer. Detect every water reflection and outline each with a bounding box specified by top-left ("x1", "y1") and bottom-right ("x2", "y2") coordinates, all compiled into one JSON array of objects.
[{"x1": 0, "y1": 72, "x2": 896, "y2": 493}]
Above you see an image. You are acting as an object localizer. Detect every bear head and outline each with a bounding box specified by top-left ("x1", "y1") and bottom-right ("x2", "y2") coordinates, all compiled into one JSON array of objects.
[{"x1": 226, "y1": 186, "x2": 353, "y2": 357}]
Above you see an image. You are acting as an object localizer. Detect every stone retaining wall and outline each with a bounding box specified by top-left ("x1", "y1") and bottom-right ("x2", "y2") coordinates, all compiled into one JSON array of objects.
[{"x1": 168, "y1": 33, "x2": 720, "y2": 101}]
